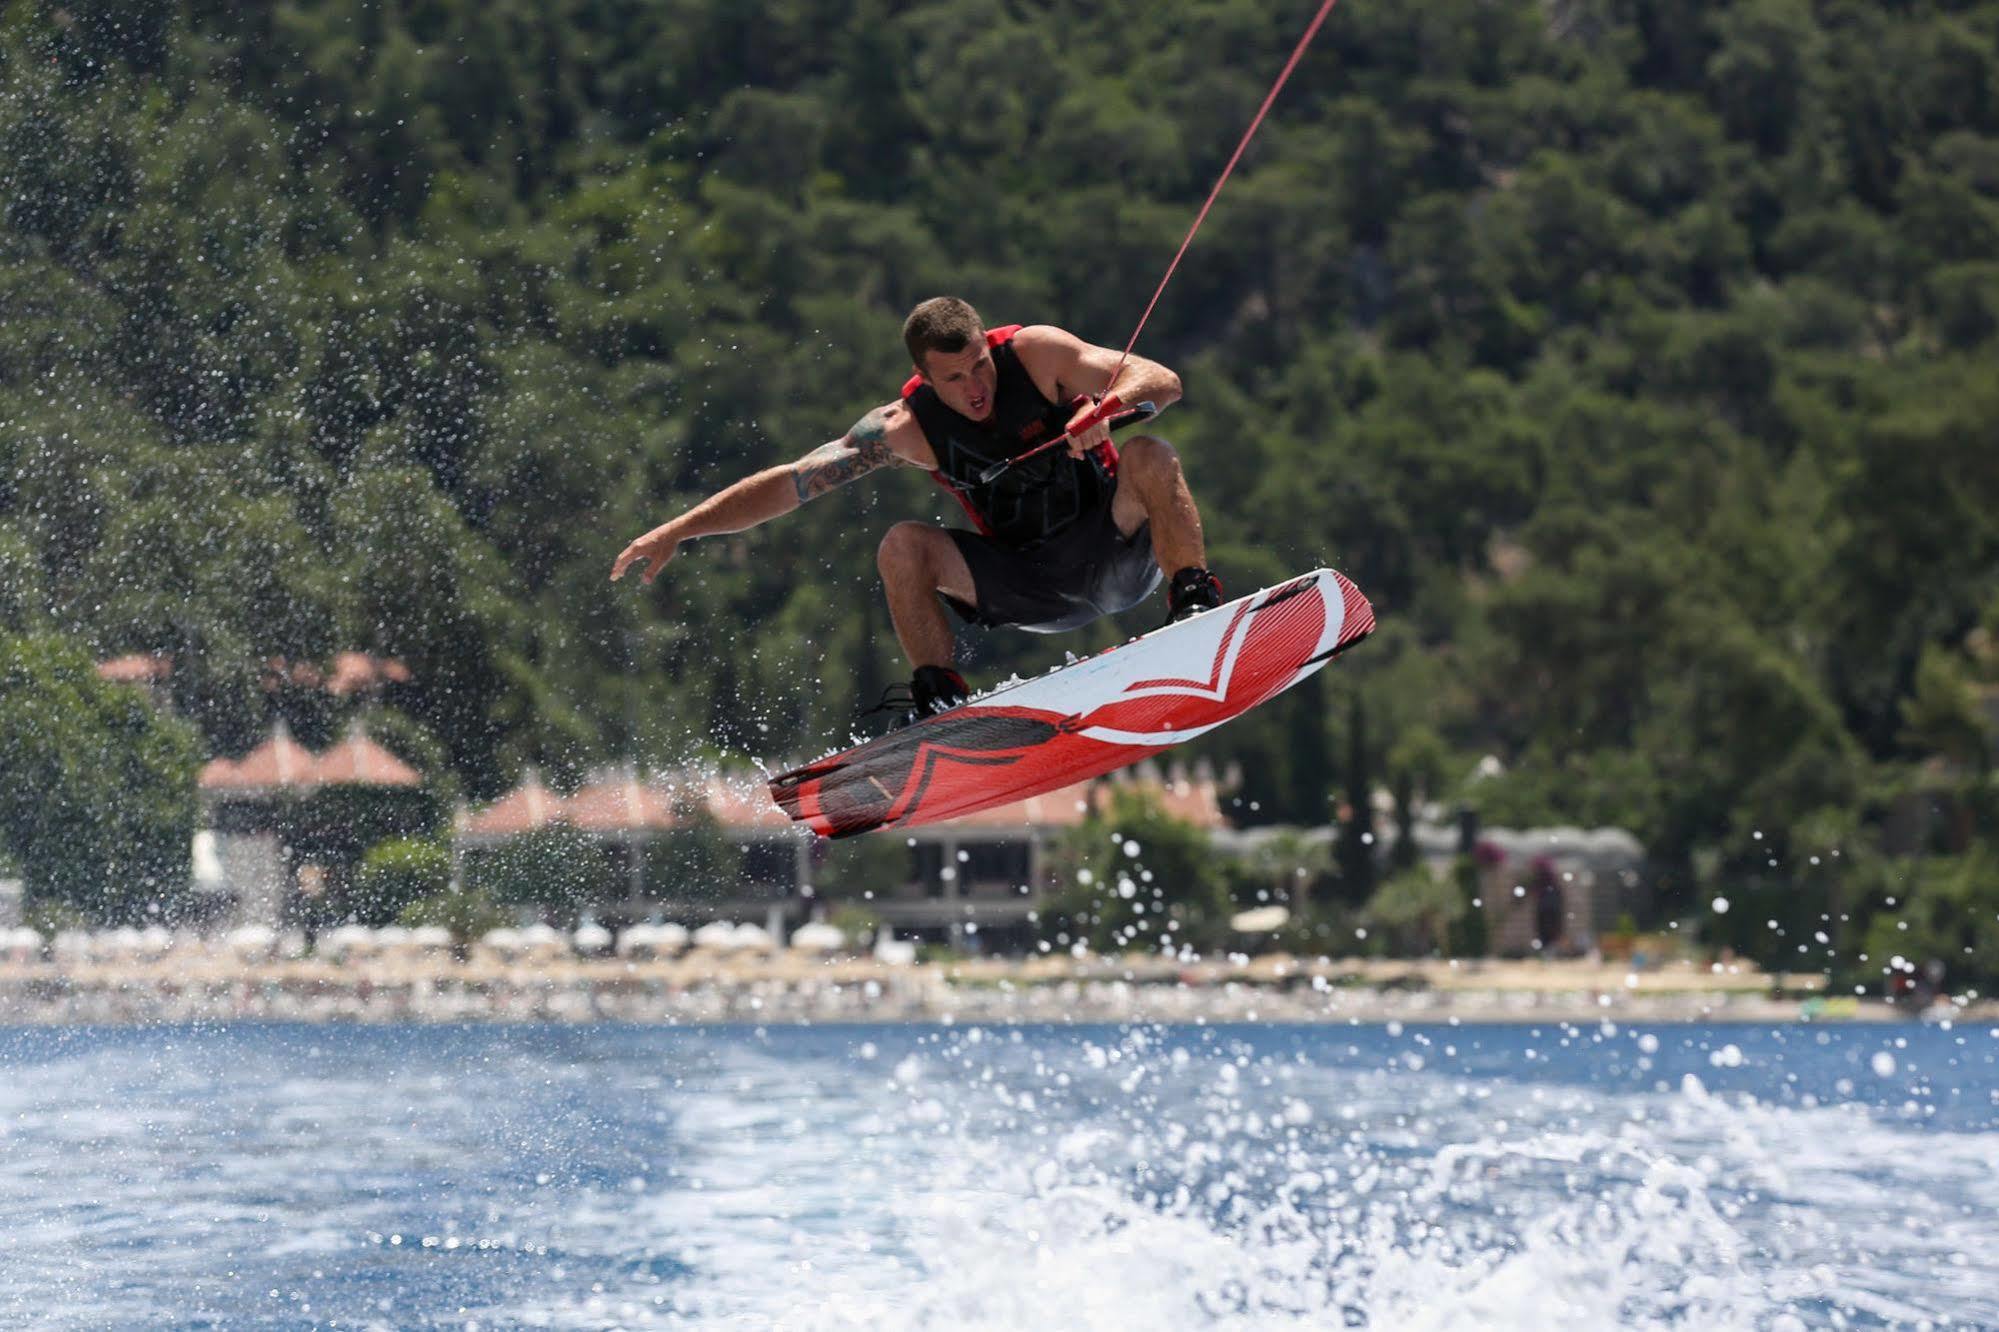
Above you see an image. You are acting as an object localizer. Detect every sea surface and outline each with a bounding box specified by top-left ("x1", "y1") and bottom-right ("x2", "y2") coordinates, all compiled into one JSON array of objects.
[{"x1": 0, "y1": 1020, "x2": 1994, "y2": 1330}]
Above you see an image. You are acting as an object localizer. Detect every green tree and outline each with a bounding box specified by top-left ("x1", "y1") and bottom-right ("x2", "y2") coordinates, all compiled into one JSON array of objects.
[
  {"x1": 468, "y1": 824, "x2": 614, "y2": 918},
  {"x1": 0, "y1": 632, "x2": 202, "y2": 922},
  {"x1": 398, "y1": 885, "x2": 511, "y2": 949},
  {"x1": 1336, "y1": 691, "x2": 1378, "y2": 905},
  {"x1": 641, "y1": 803, "x2": 746, "y2": 900},
  {"x1": 1858, "y1": 850, "x2": 1999, "y2": 993},
  {"x1": 2, "y1": 0, "x2": 1996, "y2": 965},
  {"x1": 351, "y1": 836, "x2": 452, "y2": 926},
  {"x1": 1901, "y1": 645, "x2": 1992, "y2": 775},
  {"x1": 1447, "y1": 856, "x2": 1490, "y2": 958},
  {"x1": 1365, "y1": 866, "x2": 1466, "y2": 957},
  {"x1": 1045, "y1": 788, "x2": 1233, "y2": 955}
]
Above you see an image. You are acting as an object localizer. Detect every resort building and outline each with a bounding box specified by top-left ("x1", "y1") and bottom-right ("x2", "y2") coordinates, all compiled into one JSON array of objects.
[
  {"x1": 457, "y1": 761, "x2": 1231, "y2": 948},
  {"x1": 197, "y1": 720, "x2": 433, "y2": 927},
  {"x1": 1469, "y1": 825, "x2": 1648, "y2": 956}
]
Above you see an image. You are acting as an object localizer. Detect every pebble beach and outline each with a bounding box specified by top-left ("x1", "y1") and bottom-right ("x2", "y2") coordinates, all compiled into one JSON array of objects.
[{"x1": 0, "y1": 947, "x2": 1953, "y2": 1025}]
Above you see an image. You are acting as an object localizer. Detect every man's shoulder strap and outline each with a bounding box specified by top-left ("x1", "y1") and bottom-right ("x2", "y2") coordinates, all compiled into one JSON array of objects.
[{"x1": 899, "y1": 324, "x2": 1024, "y2": 399}]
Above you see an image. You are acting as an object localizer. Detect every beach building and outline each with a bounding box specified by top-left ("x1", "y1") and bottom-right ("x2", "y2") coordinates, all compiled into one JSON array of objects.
[
  {"x1": 1214, "y1": 805, "x2": 1648, "y2": 958},
  {"x1": 459, "y1": 761, "x2": 1231, "y2": 947},
  {"x1": 1471, "y1": 826, "x2": 1648, "y2": 955},
  {"x1": 904, "y1": 764, "x2": 1230, "y2": 949},
  {"x1": 198, "y1": 720, "x2": 432, "y2": 926},
  {"x1": 456, "y1": 768, "x2": 805, "y2": 935},
  {"x1": 98, "y1": 648, "x2": 433, "y2": 925}
]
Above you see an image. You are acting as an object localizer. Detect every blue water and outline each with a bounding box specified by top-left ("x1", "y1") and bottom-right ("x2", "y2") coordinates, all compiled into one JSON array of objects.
[{"x1": 2, "y1": 1021, "x2": 1995, "y2": 1329}]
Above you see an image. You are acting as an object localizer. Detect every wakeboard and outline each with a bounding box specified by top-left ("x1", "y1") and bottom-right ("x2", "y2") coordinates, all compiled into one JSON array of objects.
[{"x1": 768, "y1": 568, "x2": 1374, "y2": 837}]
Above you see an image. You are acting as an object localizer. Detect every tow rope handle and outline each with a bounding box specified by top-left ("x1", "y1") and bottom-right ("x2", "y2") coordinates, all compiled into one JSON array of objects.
[{"x1": 977, "y1": 396, "x2": 1155, "y2": 486}]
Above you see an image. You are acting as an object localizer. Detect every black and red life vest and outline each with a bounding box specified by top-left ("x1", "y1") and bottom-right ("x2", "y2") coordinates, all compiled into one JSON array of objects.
[{"x1": 900, "y1": 324, "x2": 1118, "y2": 549}]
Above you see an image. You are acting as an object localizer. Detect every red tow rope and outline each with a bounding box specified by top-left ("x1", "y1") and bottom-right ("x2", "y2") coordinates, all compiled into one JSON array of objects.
[
  {"x1": 991, "y1": 0, "x2": 1344, "y2": 480},
  {"x1": 1101, "y1": 0, "x2": 1344, "y2": 392}
]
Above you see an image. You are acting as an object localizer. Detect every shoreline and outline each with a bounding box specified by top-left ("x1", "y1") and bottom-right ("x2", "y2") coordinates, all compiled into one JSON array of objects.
[{"x1": 0, "y1": 954, "x2": 1974, "y2": 1026}]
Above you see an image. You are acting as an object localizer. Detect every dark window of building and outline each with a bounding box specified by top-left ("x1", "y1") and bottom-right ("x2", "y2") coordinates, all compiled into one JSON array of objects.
[
  {"x1": 740, "y1": 840, "x2": 796, "y2": 889},
  {"x1": 961, "y1": 841, "x2": 1031, "y2": 888},
  {"x1": 915, "y1": 842, "x2": 947, "y2": 896}
]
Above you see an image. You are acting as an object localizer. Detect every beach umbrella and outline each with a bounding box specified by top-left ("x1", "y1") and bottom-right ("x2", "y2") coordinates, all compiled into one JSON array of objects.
[
  {"x1": 517, "y1": 922, "x2": 568, "y2": 955},
  {"x1": 373, "y1": 925, "x2": 413, "y2": 952},
  {"x1": 1230, "y1": 906, "x2": 1291, "y2": 934},
  {"x1": 873, "y1": 931, "x2": 918, "y2": 966},
  {"x1": 788, "y1": 921, "x2": 846, "y2": 953},
  {"x1": 225, "y1": 924, "x2": 278, "y2": 959},
  {"x1": 617, "y1": 922, "x2": 689, "y2": 957},
  {"x1": 480, "y1": 927, "x2": 523, "y2": 955},
  {"x1": 691, "y1": 920, "x2": 738, "y2": 951},
  {"x1": 321, "y1": 923, "x2": 378, "y2": 958},
  {"x1": 573, "y1": 922, "x2": 613, "y2": 955}
]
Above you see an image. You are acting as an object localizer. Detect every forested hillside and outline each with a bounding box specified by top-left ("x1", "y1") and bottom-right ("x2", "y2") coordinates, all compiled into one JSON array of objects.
[{"x1": 2, "y1": 1, "x2": 1995, "y2": 959}]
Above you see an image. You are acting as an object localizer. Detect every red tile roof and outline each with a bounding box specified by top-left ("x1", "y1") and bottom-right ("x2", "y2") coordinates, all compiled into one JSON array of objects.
[
  {"x1": 325, "y1": 652, "x2": 413, "y2": 697},
  {"x1": 314, "y1": 729, "x2": 422, "y2": 787},
  {"x1": 566, "y1": 773, "x2": 681, "y2": 832},
  {"x1": 461, "y1": 766, "x2": 1229, "y2": 841},
  {"x1": 1136, "y1": 775, "x2": 1227, "y2": 829},
  {"x1": 111, "y1": 652, "x2": 412, "y2": 695},
  {"x1": 199, "y1": 726, "x2": 320, "y2": 791},
  {"x1": 97, "y1": 653, "x2": 174, "y2": 684},
  {"x1": 461, "y1": 772, "x2": 561, "y2": 837},
  {"x1": 199, "y1": 724, "x2": 423, "y2": 793},
  {"x1": 700, "y1": 777, "x2": 796, "y2": 830}
]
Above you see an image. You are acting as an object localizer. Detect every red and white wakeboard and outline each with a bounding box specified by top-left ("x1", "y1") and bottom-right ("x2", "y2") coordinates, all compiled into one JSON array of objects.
[{"x1": 768, "y1": 568, "x2": 1374, "y2": 838}]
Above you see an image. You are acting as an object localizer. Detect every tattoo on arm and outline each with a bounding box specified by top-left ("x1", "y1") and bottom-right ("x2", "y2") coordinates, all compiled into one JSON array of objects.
[{"x1": 790, "y1": 407, "x2": 905, "y2": 502}]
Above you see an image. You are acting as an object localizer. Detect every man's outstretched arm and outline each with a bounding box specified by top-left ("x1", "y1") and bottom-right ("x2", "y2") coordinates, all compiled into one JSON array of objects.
[{"x1": 611, "y1": 404, "x2": 917, "y2": 584}]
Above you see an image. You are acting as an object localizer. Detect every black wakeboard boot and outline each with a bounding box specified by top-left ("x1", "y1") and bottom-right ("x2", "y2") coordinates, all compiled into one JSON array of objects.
[
  {"x1": 871, "y1": 665, "x2": 971, "y2": 731},
  {"x1": 1164, "y1": 567, "x2": 1225, "y2": 624}
]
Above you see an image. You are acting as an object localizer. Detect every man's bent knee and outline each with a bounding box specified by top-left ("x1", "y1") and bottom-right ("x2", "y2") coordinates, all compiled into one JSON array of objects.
[
  {"x1": 879, "y1": 522, "x2": 976, "y2": 605},
  {"x1": 878, "y1": 521, "x2": 931, "y2": 567},
  {"x1": 1119, "y1": 434, "x2": 1181, "y2": 480},
  {"x1": 877, "y1": 521, "x2": 954, "y2": 583}
]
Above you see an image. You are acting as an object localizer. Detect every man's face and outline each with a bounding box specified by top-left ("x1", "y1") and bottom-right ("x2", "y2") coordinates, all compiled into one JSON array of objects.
[{"x1": 919, "y1": 340, "x2": 998, "y2": 422}]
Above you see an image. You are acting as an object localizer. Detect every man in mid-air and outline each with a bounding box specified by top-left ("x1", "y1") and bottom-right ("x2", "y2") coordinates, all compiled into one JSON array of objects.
[{"x1": 611, "y1": 297, "x2": 1223, "y2": 722}]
